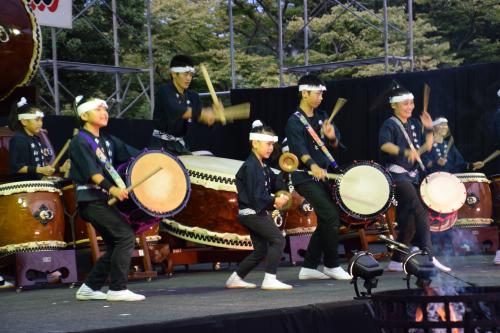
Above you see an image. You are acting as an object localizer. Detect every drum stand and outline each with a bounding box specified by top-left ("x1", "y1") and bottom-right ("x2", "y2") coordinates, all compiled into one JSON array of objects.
[{"x1": 85, "y1": 223, "x2": 158, "y2": 281}]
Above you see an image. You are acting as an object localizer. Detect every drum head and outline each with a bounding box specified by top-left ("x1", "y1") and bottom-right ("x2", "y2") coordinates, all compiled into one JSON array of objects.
[
  {"x1": 420, "y1": 172, "x2": 466, "y2": 213},
  {"x1": 128, "y1": 151, "x2": 190, "y2": 217},
  {"x1": 338, "y1": 164, "x2": 391, "y2": 216}
]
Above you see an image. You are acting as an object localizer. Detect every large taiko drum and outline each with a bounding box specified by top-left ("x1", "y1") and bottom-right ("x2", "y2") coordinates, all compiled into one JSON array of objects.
[
  {"x1": 454, "y1": 173, "x2": 493, "y2": 227},
  {"x1": 420, "y1": 172, "x2": 466, "y2": 232},
  {"x1": 116, "y1": 150, "x2": 191, "y2": 235},
  {"x1": 333, "y1": 161, "x2": 394, "y2": 226},
  {"x1": 162, "y1": 155, "x2": 317, "y2": 250},
  {"x1": 489, "y1": 174, "x2": 500, "y2": 222},
  {"x1": 0, "y1": 181, "x2": 66, "y2": 254},
  {"x1": 0, "y1": 0, "x2": 42, "y2": 101}
]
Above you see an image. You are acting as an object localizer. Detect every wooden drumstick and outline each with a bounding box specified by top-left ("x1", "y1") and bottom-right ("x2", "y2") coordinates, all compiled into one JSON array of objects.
[
  {"x1": 327, "y1": 98, "x2": 348, "y2": 124},
  {"x1": 443, "y1": 135, "x2": 454, "y2": 160},
  {"x1": 108, "y1": 166, "x2": 163, "y2": 206},
  {"x1": 200, "y1": 63, "x2": 226, "y2": 125},
  {"x1": 50, "y1": 138, "x2": 71, "y2": 169},
  {"x1": 481, "y1": 149, "x2": 500, "y2": 165},
  {"x1": 423, "y1": 83, "x2": 430, "y2": 114}
]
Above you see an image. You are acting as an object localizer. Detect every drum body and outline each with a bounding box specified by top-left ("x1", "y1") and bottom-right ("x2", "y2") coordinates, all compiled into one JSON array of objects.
[
  {"x1": 284, "y1": 190, "x2": 317, "y2": 235},
  {"x1": 117, "y1": 150, "x2": 191, "y2": 235},
  {"x1": 0, "y1": 0, "x2": 42, "y2": 101},
  {"x1": 333, "y1": 161, "x2": 394, "y2": 226},
  {"x1": 163, "y1": 155, "x2": 317, "y2": 250},
  {"x1": 454, "y1": 173, "x2": 493, "y2": 227},
  {"x1": 490, "y1": 174, "x2": 500, "y2": 222},
  {"x1": 420, "y1": 172, "x2": 466, "y2": 232},
  {"x1": 0, "y1": 181, "x2": 65, "y2": 253}
]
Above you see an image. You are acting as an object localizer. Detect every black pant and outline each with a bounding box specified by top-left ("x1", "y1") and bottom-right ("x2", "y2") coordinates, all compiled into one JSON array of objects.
[
  {"x1": 148, "y1": 136, "x2": 191, "y2": 155},
  {"x1": 295, "y1": 181, "x2": 341, "y2": 269},
  {"x1": 78, "y1": 201, "x2": 136, "y2": 291},
  {"x1": 236, "y1": 214, "x2": 285, "y2": 277},
  {"x1": 392, "y1": 181, "x2": 433, "y2": 262}
]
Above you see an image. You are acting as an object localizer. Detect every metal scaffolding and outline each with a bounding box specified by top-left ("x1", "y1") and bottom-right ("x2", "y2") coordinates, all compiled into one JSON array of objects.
[{"x1": 39, "y1": 0, "x2": 155, "y2": 118}]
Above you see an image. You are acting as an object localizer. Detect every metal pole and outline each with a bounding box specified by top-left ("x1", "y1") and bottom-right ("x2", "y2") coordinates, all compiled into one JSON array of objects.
[
  {"x1": 408, "y1": 0, "x2": 414, "y2": 71},
  {"x1": 304, "y1": 0, "x2": 309, "y2": 66},
  {"x1": 146, "y1": 0, "x2": 155, "y2": 118},
  {"x1": 51, "y1": 27, "x2": 60, "y2": 115},
  {"x1": 383, "y1": 0, "x2": 389, "y2": 74},
  {"x1": 229, "y1": 0, "x2": 236, "y2": 89},
  {"x1": 111, "y1": 0, "x2": 121, "y2": 115},
  {"x1": 278, "y1": 0, "x2": 284, "y2": 87}
]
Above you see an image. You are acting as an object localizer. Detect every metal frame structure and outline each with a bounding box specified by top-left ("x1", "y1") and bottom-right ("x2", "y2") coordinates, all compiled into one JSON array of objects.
[
  {"x1": 227, "y1": 0, "x2": 414, "y2": 88},
  {"x1": 39, "y1": 0, "x2": 155, "y2": 118}
]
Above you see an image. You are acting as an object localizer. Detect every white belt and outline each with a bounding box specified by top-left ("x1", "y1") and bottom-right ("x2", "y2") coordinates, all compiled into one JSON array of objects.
[
  {"x1": 76, "y1": 184, "x2": 108, "y2": 194},
  {"x1": 238, "y1": 208, "x2": 257, "y2": 216},
  {"x1": 152, "y1": 129, "x2": 186, "y2": 147},
  {"x1": 388, "y1": 164, "x2": 419, "y2": 178}
]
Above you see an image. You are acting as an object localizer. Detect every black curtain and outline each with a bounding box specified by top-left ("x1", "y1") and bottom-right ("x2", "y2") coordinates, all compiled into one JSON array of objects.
[{"x1": 2, "y1": 62, "x2": 498, "y2": 174}]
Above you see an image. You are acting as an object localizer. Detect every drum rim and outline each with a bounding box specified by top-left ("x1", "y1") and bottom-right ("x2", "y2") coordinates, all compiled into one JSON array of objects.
[
  {"x1": 420, "y1": 171, "x2": 466, "y2": 213},
  {"x1": 334, "y1": 161, "x2": 394, "y2": 220},
  {"x1": 126, "y1": 149, "x2": 191, "y2": 217},
  {"x1": 0, "y1": 1, "x2": 42, "y2": 102}
]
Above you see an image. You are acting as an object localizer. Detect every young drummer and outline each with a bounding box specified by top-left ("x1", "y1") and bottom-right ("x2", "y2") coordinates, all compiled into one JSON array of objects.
[
  {"x1": 70, "y1": 96, "x2": 144, "y2": 301},
  {"x1": 8, "y1": 97, "x2": 70, "y2": 181},
  {"x1": 425, "y1": 117, "x2": 484, "y2": 173},
  {"x1": 378, "y1": 86, "x2": 451, "y2": 272},
  {"x1": 225, "y1": 120, "x2": 292, "y2": 290},
  {"x1": 150, "y1": 54, "x2": 216, "y2": 155},
  {"x1": 284, "y1": 74, "x2": 351, "y2": 281}
]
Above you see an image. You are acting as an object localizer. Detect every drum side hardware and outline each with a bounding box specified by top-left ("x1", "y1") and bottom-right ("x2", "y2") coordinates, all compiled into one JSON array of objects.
[{"x1": 33, "y1": 204, "x2": 54, "y2": 224}]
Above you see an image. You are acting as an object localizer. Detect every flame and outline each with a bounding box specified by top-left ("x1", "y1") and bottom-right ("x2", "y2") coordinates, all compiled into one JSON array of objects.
[{"x1": 414, "y1": 287, "x2": 461, "y2": 333}]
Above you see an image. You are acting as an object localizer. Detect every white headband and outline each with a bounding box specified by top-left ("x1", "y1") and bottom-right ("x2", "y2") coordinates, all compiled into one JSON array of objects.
[
  {"x1": 432, "y1": 117, "x2": 448, "y2": 127},
  {"x1": 18, "y1": 111, "x2": 44, "y2": 120},
  {"x1": 389, "y1": 93, "x2": 414, "y2": 103},
  {"x1": 77, "y1": 99, "x2": 108, "y2": 116},
  {"x1": 298, "y1": 84, "x2": 327, "y2": 92},
  {"x1": 170, "y1": 66, "x2": 195, "y2": 73},
  {"x1": 249, "y1": 133, "x2": 278, "y2": 142}
]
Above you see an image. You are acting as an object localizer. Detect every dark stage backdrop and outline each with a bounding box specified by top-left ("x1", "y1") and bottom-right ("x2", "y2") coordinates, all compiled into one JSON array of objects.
[{"x1": 1, "y1": 62, "x2": 498, "y2": 174}]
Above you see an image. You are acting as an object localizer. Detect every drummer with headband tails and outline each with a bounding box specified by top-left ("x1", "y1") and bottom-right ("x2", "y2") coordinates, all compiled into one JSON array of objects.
[
  {"x1": 226, "y1": 120, "x2": 291, "y2": 290},
  {"x1": 378, "y1": 86, "x2": 451, "y2": 273},
  {"x1": 69, "y1": 96, "x2": 144, "y2": 302},
  {"x1": 150, "y1": 54, "x2": 216, "y2": 155},
  {"x1": 425, "y1": 117, "x2": 484, "y2": 173},
  {"x1": 8, "y1": 97, "x2": 70, "y2": 181},
  {"x1": 284, "y1": 74, "x2": 352, "y2": 281}
]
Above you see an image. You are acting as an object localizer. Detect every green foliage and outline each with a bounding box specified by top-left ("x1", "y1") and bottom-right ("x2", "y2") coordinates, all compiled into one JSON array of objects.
[{"x1": 35, "y1": 0, "x2": 497, "y2": 119}]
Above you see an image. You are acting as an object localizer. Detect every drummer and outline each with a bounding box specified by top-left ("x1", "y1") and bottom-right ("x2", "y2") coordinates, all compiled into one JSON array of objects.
[
  {"x1": 226, "y1": 120, "x2": 291, "y2": 290},
  {"x1": 69, "y1": 95, "x2": 144, "y2": 302},
  {"x1": 284, "y1": 74, "x2": 351, "y2": 281},
  {"x1": 8, "y1": 97, "x2": 70, "y2": 181},
  {"x1": 378, "y1": 85, "x2": 451, "y2": 272},
  {"x1": 149, "y1": 54, "x2": 217, "y2": 155},
  {"x1": 425, "y1": 117, "x2": 484, "y2": 173}
]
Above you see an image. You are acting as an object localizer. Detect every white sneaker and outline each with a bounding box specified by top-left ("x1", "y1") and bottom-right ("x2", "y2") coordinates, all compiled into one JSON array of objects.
[
  {"x1": 76, "y1": 283, "x2": 107, "y2": 301},
  {"x1": 410, "y1": 246, "x2": 420, "y2": 253},
  {"x1": 261, "y1": 273, "x2": 293, "y2": 290},
  {"x1": 387, "y1": 261, "x2": 403, "y2": 272},
  {"x1": 225, "y1": 272, "x2": 257, "y2": 289},
  {"x1": 494, "y1": 251, "x2": 500, "y2": 265},
  {"x1": 0, "y1": 276, "x2": 14, "y2": 289},
  {"x1": 323, "y1": 266, "x2": 352, "y2": 280},
  {"x1": 432, "y1": 257, "x2": 451, "y2": 272},
  {"x1": 298, "y1": 267, "x2": 330, "y2": 280},
  {"x1": 107, "y1": 289, "x2": 145, "y2": 301}
]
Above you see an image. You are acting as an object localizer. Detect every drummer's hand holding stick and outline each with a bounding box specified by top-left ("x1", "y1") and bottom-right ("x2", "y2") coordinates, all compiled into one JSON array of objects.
[
  {"x1": 475, "y1": 149, "x2": 500, "y2": 170},
  {"x1": 321, "y1": 121, "x2": 339, "y2": 148},
  {"x1": 274, "y1": 194, "x2": 289, "y2": 210},
  {"x1": 107, "y1": 166, "x2": 163, "y2": 206},
  {"x1": 471, "y1": 161, "x2": 485, "y2": 171}
]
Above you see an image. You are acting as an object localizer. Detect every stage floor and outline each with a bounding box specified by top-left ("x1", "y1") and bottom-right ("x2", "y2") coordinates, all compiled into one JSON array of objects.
[{"x1": 1, "y1": 254, "x2": 499, "y2": 333}]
